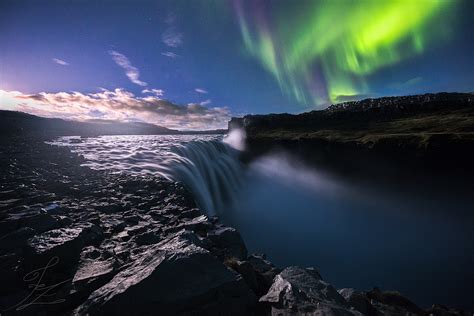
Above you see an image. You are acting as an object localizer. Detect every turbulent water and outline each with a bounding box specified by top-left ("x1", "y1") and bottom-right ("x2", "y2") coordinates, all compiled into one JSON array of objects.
[
  {"x1": 50, "y1": 134, "x2": 474, "y2": 310},
  {"x1": 49, "y1": 135, "x2": 243, "y2": 216}
]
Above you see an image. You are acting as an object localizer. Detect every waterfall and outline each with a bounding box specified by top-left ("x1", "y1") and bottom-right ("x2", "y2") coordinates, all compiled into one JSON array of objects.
[{"x1": 166, "y1": 139, "x2": 244, "y2": 216}]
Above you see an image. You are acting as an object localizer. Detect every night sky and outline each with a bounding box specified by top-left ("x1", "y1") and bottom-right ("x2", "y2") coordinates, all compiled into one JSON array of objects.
[{"x1": 1, "y1": 0, "x2": 473, "y2": 129}]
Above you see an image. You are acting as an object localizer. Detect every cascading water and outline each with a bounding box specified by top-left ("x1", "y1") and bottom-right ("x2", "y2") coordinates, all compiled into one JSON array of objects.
[
  {"x1": 166, "y1": 140, "x2": 244, "y2": 216},
  {"x1": 48, "y1": 132, "x2": 247, "y2": 217}
]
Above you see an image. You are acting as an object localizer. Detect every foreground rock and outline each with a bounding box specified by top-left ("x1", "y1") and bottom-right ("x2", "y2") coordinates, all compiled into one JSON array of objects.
[
  {"x1": 74, "y1": 232, "x2": 256, "y2": 315},
  {"x1": 260, "y1": 266, "x2": 360, "y2": 315}
]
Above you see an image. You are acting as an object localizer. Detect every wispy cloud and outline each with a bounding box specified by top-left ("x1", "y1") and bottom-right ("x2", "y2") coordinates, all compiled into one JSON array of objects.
[
  {"x1": 162, "y1": 13, "x2": 183, "y2": 48},
  {"x1": 52, "y1": 58, "x2": 69, "y2": 66},
  {"x1": 195, "y1": 88, "x2": 208, "y2": 94},
  {"x1": 142, "y1": 88, "x2": 164, "y2": 96},
  {"x1": 161, "y1": 52, "x2": 180, "y2": 58},
  {"x1": 162, "y1": 29, "x2": 183, "y2": 48},
  {"x1": 1, "y1": 89, "x2": 230, "y2": 130},
  {"x1": 200, "y1": 99, "x2": 212, "y2": 106},
  {"x1": 389, "y1": 76, "x2": 423, "y2": 90},
  {"x1": 109, "y1": 50, "x2": 147, "y2": 87}
]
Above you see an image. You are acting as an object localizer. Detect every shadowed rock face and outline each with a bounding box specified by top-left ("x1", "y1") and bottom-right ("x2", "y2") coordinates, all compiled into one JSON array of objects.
[
  {"x1": 260, "y1": 266, "x2": 359, "y2": 315},
  {"x1": 231, "y1": 92, "x2": 474, "y2": 133},
  {"x1": 74, "y1": 233, "x2": 257, "y2": 315}
]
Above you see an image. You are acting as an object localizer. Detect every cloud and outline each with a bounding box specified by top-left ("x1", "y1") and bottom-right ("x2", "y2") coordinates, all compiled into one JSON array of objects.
[
  {"x1": 162, "y1": 13, "x2": 183, "y2": 48},
  {"x1": 142, "y1": 88, "x2": 164, "y2": 96},
  {"x1": 187, "y1": 99, "x2": 211, "y2": 107},
  {"x1": 52, "y1": 58, "x2": 69, "y2": 66},
  {"x1": 0, "y1": 89, "x2": 230, "y2": 130},
  {"x1": 199, "y1": 99, "x2": 212, "y2": 106},
  {"x1": 388, "y1": 77, "x2": 423, "y2": 90},
  {"x1": 162, "y1": 29, "x2": 183, "y2": 48},
  {"x1": 195, "y1": 88, "x2": 208, "y2": 94},
  {"x1": 109, "y1": 50, "x2": 147, "y2": 87},
  {"x1": 161, "y1": 52, "x2": 180, "y2": 58}
]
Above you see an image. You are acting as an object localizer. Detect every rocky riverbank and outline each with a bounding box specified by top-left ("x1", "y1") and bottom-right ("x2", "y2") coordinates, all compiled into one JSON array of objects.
[{"x1": 0, "y1": 135, "x2": 469, "y2": 315}]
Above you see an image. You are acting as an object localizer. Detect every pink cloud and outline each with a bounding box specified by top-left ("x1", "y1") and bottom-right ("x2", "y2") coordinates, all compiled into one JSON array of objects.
[{"x1": 0, "y1": 89, "x2": 230, "y2": 130}]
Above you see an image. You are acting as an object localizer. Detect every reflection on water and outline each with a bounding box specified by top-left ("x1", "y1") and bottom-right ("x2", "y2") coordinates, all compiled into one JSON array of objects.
[{"x1": 51, "y1": 135, "x2": 474, "y2": 309}]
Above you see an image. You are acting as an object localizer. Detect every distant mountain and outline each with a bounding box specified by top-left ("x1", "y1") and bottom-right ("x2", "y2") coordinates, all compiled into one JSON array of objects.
[{"x1": 0, "y1": 110, "x2": 226, "y2": 138}]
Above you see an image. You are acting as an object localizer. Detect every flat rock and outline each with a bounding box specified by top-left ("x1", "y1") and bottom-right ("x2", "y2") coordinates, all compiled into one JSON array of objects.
[
  {"x1": 26, "y1": 223, "x2": 103, "y2": 266},
  {"x1": 72, "y1": 247, "x2": 117, "y2": 294}
]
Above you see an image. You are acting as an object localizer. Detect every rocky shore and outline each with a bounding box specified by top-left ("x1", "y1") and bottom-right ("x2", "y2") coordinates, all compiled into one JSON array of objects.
[{"x1": 0, "y1": 135, "x2": 470, "y2": 315}]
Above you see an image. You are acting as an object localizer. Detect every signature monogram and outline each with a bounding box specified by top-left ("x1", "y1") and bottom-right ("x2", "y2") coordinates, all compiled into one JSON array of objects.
[{"x1": 7, "y1": 256, "x2": 71, "y2": 312}]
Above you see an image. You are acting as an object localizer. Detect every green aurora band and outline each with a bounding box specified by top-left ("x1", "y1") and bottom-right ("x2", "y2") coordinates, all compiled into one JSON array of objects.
[{"x1": 235, "y1": 0, "x2": 457, "y2": 106}]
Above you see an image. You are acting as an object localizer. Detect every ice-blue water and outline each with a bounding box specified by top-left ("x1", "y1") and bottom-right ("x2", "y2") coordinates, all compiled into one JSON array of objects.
[{"x1": 51, "y1": 134, "x2": 474, "y2": 310}]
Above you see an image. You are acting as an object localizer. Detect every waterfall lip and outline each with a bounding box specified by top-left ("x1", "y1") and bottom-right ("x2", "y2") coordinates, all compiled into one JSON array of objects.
[{"x1": 48, "y1": 134, "x2": 245, "y2": 217}]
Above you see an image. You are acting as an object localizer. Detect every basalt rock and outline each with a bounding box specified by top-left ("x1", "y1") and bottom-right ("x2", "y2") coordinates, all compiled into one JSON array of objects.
[
  {"x1": 74, "y1": 233, "x2": 257, "y2": 315},
  {"x1": 339, "y1": 288, "x2": 379, "y2": 316},
  {"x1": 365, "y1": 287, "x2": 424, "y2": 315},
  {"x1": 0, "y1": 211, "x2": 60, "y2": 237},
  {"x1": 260, "y1": 266, "x2": 360, "y2": 316},
  {"x1": 71, "y1": 246, "x2": 118, "y2": 299},
  {"x1": 25, "y1": 223, "x2": 103, "y2": 268},
  {"x1": 208, "y1": 226, "x2": 248, "y2": 260},
  {"x1": 247, "y1": 253, "x2": 281, "y2": 294},
  {"x1": 0, "y1": 227, "x2": 36, "y2": 253}
]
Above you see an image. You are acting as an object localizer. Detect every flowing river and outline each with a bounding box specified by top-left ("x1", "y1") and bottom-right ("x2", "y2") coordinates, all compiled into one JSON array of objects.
[{"x1": 49, "y1": 134, "x2": 474, "y2": 310}]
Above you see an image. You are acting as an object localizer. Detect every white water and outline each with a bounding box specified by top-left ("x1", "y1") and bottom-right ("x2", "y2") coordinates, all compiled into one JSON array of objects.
[
  {"x1": 49, "y1": 134, "x2": 474, "y2": 309},
  {"x1": 48, "y1": 134, "x2": 244, "y2": 216}
]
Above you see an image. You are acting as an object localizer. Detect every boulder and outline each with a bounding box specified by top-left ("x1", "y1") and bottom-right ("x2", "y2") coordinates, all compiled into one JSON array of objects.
[
  {"x1": 26, "y1": 223, "x2": 103, "y2": 267},
  {"x1": 22, "y1": 212, "x2": 61, "y2": 233},
  {"x1": 169, "y1": 214, "x2": 213, "y2": 236},
  {"x1": 426, "y1": 304, "x2": 467, "y2": 316},
  {"x1": 365, "y1": 287, "x2": 424, "y2": 315},
  {"x1": 339, "y1": 288, "x2": 379, "y2": 315},
  {"x1": 208, "y1": 226, "x2": 248, "y2": 260},
  {"x1": 0, "y1": 227, "x2": 36, "y2": 252},
  {"x1": 74, "y1": 233, "x2": 257, "y2": 315},
  {"x1": 0, "y1": 211, "x2": 60, "y2": 237},
  {"x1": 132, "y1": 229, "x2": 161, "y2": 245},
  {"x1": 229, "y1": 260, "x2": 259, "y2": 294},
  {"x1": 247, "y1": 253, "x2": 281, "y2": 294},
  {"x1": 260, "y1": 266, "x2": 360, "y2": 316}
]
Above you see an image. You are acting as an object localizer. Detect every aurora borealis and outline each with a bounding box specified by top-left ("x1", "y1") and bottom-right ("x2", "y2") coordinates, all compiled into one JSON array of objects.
[
  {"x1": 1, "y1": 0, "x2": 473, "y2": 125},
  {"x1": 236, "y1": 0, "x2": 458, "y2": 105}
]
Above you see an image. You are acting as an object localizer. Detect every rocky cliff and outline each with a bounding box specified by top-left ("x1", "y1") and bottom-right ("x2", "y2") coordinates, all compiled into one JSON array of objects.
[{"x1": 230, "y1": 92, "x2": 474, "y2": 174}]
